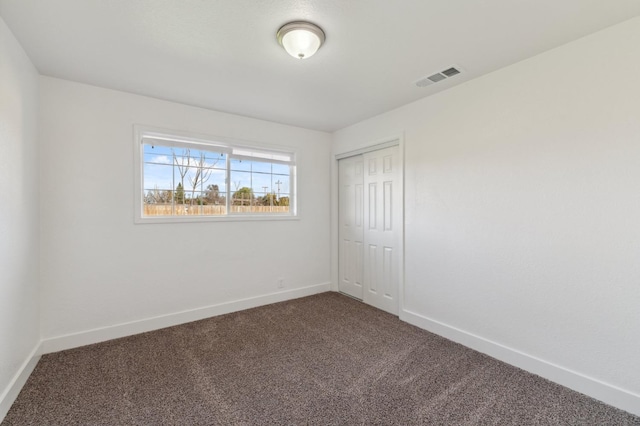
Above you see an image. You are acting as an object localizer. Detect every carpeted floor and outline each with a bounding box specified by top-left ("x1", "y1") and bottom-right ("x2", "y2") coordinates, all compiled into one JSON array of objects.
[{"x1": 3, "y1": 292, "x2": 639, "y2": 425}]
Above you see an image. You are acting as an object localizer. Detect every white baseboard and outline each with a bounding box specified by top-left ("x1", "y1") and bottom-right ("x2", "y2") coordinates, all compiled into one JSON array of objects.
[
  {"x1": 0, "y1": 342, "x2": 41, "y2": 422},
  {"x1": 400, "y1": 309, "x2": 640, "y2": 417},
  {"x1": 41, "y1": 283, "x2": 331, "y2": 354}
]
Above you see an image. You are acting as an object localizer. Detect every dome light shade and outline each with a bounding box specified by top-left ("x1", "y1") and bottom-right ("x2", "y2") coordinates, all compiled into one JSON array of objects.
[{"x1": 277, "y1": 21, "x2": 325, "y2": 59}]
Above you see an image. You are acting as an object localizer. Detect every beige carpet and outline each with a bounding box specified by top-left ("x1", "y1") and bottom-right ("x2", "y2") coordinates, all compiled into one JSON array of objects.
[{"x1": 3, "y1": 292, "x2": 639, "y2": 425}]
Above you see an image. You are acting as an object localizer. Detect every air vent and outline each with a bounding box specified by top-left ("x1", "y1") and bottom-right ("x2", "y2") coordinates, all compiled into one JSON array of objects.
[
  {"x1": 427, "y1": 73, "x2": 447, "y2": 83},
  {"x1": 415, "y1": 66, "x2": 462, "y2": 88},
  {"x1": 441, "y1": 67, "x2": 460, "y2": 77},
  {"x1": 415, "y1": 78, "x2": 433, "y2": 88}
]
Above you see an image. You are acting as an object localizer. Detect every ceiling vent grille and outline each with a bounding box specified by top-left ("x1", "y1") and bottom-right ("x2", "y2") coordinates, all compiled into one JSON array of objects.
[{"x1": 415, "y1": 66, "x2": 462, "y2": 88}]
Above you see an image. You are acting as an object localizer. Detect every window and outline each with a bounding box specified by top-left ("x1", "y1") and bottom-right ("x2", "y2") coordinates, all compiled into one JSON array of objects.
[{"x1": 134, "y1": 127, "x2": 296, "y2": 222}]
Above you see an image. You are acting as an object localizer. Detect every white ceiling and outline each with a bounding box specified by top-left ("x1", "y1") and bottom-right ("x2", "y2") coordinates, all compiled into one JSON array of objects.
[{"x1": 1, "y1": 1, "x2": 639, "y2": 132}]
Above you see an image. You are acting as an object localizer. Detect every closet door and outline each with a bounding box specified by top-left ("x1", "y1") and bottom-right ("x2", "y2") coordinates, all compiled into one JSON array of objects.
[
  {"x1": 362, "y1": 146, "x2": 400, "y2": 315},
  {"x1": 338, "y1": 155, "x2": 364, "y2": 299}
]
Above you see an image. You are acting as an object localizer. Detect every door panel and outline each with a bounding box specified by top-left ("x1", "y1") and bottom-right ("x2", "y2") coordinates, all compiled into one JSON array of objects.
[
  {"x1": 383, "y1": 247, "x2": 393, "y2": 298},
  {"x1": 363, "y1": 146, "x2": 400, "y2": 314},
  {"x1": 367, "y1": 244, "x2": 377, "y2": 293},
  {"x1": 368, "y1": 183, "x2": 377, "y2": 229},
  {"x1": 338, "y1": 155, "x2": 364, "y2": 299},
  {"x1": 384, "y1": 181, "x2": 392, "y2": 231}
]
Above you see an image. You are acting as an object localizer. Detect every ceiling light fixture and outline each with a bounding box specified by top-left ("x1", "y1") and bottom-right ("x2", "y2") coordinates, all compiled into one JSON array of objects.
[{"x1": 276, "y1": 21, "x2": 325, "y2": 59}]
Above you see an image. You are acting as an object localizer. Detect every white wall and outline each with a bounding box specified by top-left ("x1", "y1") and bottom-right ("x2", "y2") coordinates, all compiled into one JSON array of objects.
[
  {"x1": 333, "y1": 17, "x2": 640, "y2": 414},
  {"x1": 39, "y1": 77, "x2": 332, "y2": 347},
  {"x1": 0, "y1": 17, "x2": 40, "y2": 417}
]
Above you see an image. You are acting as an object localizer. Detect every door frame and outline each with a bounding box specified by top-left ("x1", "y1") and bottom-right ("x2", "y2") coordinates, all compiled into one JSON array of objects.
[{"x1": 332, "y1": 134, "x2": 405, "y2": 315}]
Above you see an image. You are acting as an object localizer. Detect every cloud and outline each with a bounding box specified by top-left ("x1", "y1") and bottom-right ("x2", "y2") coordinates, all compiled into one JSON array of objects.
[{"x1": 150, "y1": 155, "x2": 171, "y2": 164}]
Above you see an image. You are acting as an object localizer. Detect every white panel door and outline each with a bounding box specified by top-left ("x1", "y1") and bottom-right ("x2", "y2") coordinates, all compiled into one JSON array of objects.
[
  {"x1": 338, "y1": 155, "x2": 364, "y2": 299},
  {"x1": 363, "y1": 146, "x2": 400, "y2": 315}
]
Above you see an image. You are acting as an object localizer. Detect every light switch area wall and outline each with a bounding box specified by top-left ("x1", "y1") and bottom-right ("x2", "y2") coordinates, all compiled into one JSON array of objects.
[
  {"x1": 38, "y1": 77, "x2": 332, "y2": 344},
  {"x1": 0, "y1": 16, "x2": 40, "y2": 415},
  {"x1": 333, "y1": 17, "x2": 640, "y2": 415}
]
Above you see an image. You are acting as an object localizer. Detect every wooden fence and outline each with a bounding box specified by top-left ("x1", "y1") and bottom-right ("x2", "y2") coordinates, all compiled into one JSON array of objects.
[{"x1": 144, "y1": 204, "x2": 289, "y2": 216}]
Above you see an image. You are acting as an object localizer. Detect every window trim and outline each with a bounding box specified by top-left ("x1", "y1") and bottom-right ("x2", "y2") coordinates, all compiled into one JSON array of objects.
[{"x1": 134, "y1": 125, "x2": 298, "y2": 224}]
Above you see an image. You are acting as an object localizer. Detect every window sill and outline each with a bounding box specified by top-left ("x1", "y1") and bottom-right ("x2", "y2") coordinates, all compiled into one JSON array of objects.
[{"x1": 134, "y1": 214, "x2": 300, "y2": 224}]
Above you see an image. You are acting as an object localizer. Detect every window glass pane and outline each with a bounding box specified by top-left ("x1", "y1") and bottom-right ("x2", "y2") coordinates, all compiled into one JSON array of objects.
[
  {"x1": 273, "y1": 175, "x2": 290, "y2": 195},
  {"x1": 228, "y1": 158, "x2": 291, "y2": 214},
  {"x1": 143, "y1": 145, "x2": 229, "y2": 217},
  {"x1": 203, "y1": 151, "x2": 226, "y2": 169},
  {"x1": 143, "y1": 146, "x2": 174, "y2": 216},
  {"x1": 143, "y1": 163, "x2": 173, "y2": 193},
  {"x1": 250, "y1": 172, "x2": 273, "y2": 194},
  {"x1": 230, "y1": 157, "x2": 251, "y2": 172},
  {"x1": 251, "y1": 161, "x2": 272, "y2": 174},
  {"x1": 230, "y1": 170, "x2": 252, "y2": 192},
  {"x1": 272, "y1": 163, "x2": 290, "y2": 175}
]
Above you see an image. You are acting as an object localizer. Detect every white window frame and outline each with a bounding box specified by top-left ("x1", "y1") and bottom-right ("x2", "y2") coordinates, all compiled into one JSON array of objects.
[{"x1": 134, "y1": 125, "x2": 297, "y2": 223}]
